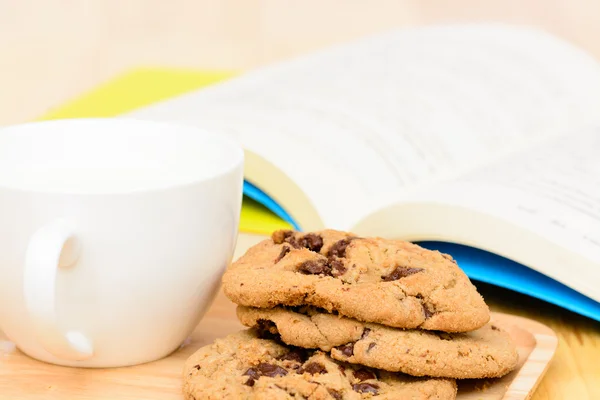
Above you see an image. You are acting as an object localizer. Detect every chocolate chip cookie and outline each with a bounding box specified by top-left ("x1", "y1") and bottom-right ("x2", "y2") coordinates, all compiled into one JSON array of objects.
[
  {"x1": 223, "y1": 230, "x2": 489, "y2": 332},
  {"x1": 183, "y1": 329, "x2": 458, "y2": 399},
  {"x1": 237, "y1": 306, "x2": 519, "y2": 379}
]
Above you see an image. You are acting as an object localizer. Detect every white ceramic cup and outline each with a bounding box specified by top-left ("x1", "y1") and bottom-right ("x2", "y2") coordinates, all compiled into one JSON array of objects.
[{"x1": 0, "y1": 118, "x2": 244, "y2": 367}]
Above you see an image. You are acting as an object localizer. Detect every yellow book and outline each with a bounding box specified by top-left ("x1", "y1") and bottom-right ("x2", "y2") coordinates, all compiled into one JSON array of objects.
[{"x1": 35, "y1": 67, "x2": 292, "y2": 235}]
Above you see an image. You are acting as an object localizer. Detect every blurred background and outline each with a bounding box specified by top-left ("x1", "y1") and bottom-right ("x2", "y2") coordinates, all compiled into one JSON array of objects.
[{"x1": 1, "y1": 0, "x2": 600, "y2": 125}]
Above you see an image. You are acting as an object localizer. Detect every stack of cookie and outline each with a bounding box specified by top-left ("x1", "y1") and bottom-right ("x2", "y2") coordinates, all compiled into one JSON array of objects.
[{"x1": 184, "y1": 230, "x2": 519, "y2": 399}]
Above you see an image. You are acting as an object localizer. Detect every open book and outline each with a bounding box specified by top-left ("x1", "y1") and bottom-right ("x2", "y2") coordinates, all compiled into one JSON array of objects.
[{"x1": 124, "y1": 24, "x2": 600, "y2": 321}]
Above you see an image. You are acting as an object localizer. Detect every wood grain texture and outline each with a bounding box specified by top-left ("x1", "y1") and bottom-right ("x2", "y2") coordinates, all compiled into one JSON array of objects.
[
  {"x1": 478, "y1": 283, "x2": 600, "y2": 400},
  {"x1": 0, "y1": 295, "x2": 557, "y2": 400}
]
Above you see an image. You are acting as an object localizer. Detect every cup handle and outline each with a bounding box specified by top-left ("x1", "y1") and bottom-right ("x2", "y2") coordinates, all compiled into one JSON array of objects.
[{"x1": 23, "y1": 219, "x2": 94, "y2": 361}]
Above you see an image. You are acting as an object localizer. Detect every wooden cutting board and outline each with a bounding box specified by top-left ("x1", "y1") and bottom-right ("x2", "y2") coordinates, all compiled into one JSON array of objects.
[{"x1": 0, "y1": 290, "x2": 558, "y2": 400}]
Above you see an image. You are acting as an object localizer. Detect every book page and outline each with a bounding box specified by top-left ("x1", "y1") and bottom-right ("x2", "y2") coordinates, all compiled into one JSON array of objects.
[
  {"x1": 127, "y1": 24, "x2": 600, "y2": 229},
  {"x1": 412, "y1": 129, "x2": 600, "y2": 264},
  {"x1": 351, "y1": 129, "x2": 600, "y2": 301}
]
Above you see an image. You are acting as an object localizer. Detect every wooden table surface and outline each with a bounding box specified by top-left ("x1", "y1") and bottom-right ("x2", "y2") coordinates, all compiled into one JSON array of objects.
[{"x1": 0, "y1": 2, "x2": 599, "y2": 398}]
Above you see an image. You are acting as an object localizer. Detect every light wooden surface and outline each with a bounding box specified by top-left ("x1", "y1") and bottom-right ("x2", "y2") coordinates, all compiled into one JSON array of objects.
[
  {"x1": 477, "y1": 284, "x2": 600, "y2": 400},
  {"x1": 0, "y1": 294, "x2": 557, "y2": 399},
  {"x1": 0, "y1": 2, "x2": 599, "y2": 398}
]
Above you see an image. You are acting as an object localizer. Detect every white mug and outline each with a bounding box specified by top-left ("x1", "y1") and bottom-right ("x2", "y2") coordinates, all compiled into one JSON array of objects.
[{"x1": 0, "y1": 118, "x2": 244, "y2": 367}]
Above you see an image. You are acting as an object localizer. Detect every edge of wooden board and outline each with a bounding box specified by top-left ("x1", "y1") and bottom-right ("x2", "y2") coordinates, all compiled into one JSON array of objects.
[{"x1": 496, "y1": 313, "x2": 559, "y2": 400}]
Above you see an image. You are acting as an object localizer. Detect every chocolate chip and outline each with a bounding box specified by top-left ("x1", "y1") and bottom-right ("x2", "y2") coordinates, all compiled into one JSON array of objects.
[
  {"x1": 414, "y1": 294, "x2": 434, "y2": 319},
  {"x1": 353, "y1": 368, "x2": 376, "y2": 381},
  {"x1": 360, "y1": 328, "x2": 371, "y2": 339},
  {"x1": 298, "y1": 234, "x2": 324, "y2": 252},
  {"x1": 328, "y1": 389, "x2": 342, "y2": 400},
  {"x1": 299, "y1": 362, "x2": 327, "y2": 375},
  {"x1": 257, "y1": 363, "x2": 288, "y2": 377},
  {"x1": 352, "y1": 383, "x2": 379, "y2": 394},
  {"x1": 242, "y1": 362, "x2": 287, "y2": 385},
  {"x1": 329, "y1": 258, "x2": 347, "y2": 276},
  {"x1": 287, "y1": 237, "x2": 302, "y2": 249},
  {"x1": 256, "y1": 319, "x2": 280, "y2": 340},
  {"x1": 274, "y1": 246, "x2": 290, "y2": 263},
  {"x1": 381, "y1": 266, "x2": 424, "y2": 281},
  {"x1": 272, "y1": 230, "x2": 303, "y2": 249},
  {"x1": 298, "y1": 259, "x2": 331, "y2": 276},
  {"x1": 244, "y1": 367, "x2": 260, "y2": 380},
  {"x1": 327, "y1": 238, "x2": 355, "y2": 258},
  {"x1": 491, "y1": 325, "x2": 500, "y2": 331},
  {"x1": 192, "y1": 364, "x2": 201, "y2": 370},
  {"x1": 367, "y1": 343, "x2": 376, "y2": 352},
  {"x1": 422, "y1": 303, "x2": 434, "y2": 319},
  {"x1": 272, "y1": 230, "x2": 294, "y2": 244},
  {"x1": 278, "y1": 348, "x2": 308, "y2": 364},
  {"x1": 335, "y1": 343, "x2": 355, "y2": 357}
]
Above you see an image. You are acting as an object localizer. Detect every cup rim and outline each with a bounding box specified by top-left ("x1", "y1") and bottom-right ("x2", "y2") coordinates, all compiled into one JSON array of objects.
[{"x1": 0, "y1": 117, "x2": 244, "y2": 195}]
